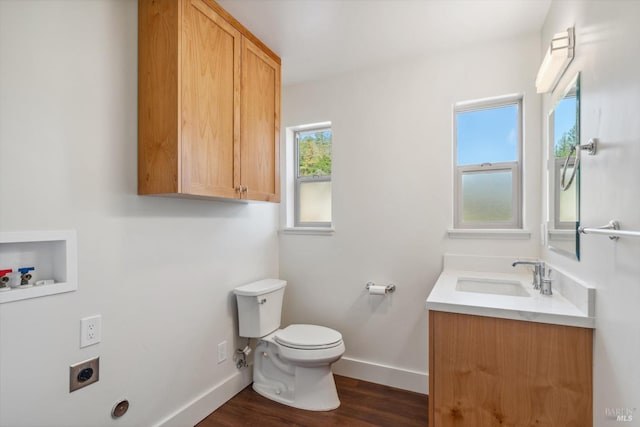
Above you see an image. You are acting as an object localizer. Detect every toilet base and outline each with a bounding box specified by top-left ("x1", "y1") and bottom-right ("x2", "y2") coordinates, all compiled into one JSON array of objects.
[{"x1": 253, "y1": 341, "x2": 341, "y2": 411}]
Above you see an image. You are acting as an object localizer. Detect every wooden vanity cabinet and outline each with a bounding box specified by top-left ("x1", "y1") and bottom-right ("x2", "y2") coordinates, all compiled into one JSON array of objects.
[
  {"x1": 138, "y1": 0, "x2": 280, "y2": 202},
  {"x1": 429, "y1": 311, "x2": 593, "y2": 427}
]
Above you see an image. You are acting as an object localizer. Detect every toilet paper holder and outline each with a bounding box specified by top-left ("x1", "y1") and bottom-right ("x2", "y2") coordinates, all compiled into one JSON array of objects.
[{"x1": 365, "y1": 282, "x2": 396, "y2": 294}]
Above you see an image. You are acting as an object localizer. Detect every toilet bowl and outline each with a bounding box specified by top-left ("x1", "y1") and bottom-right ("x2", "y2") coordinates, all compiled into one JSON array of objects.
[{"x1": 234, "y1": 280, "x2": 345, "y2": 411}]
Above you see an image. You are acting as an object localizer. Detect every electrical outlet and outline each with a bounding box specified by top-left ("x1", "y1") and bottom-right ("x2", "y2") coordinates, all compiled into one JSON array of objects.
[
  {"x1": 80, "y1": 315, "x2": 102, "y2": 348},
  {"x1": 70, "y1": 357, "x2": 99, "y2": 392},
  {"x1": 217, "y1": 341, "x2": 227, "y2": 364}
]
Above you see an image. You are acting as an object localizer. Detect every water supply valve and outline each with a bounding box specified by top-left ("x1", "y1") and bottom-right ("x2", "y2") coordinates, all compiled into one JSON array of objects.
[
  {"x1": 235, "y1": 345, "x2": 252, "y2": 369},
  {"x1": 18, "y1": 266, "x2": 35, "y2": 286},
  {"x1": 0, "y1": 269, "x2": 12, "y2": 289}
]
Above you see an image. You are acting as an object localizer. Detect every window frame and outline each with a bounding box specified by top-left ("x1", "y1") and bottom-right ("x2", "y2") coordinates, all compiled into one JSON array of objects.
[
  {"x1": 453, "y1": 95, "x2": 523, "y2": 229},
  {"x1": 553, "y1": 156, "x2": 578, "y2": 229},
  {"x1": 294, "y1": 126, "x2": 332, "y2": 228}
]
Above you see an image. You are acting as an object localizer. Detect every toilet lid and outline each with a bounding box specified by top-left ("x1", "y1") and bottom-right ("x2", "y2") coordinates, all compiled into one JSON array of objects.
[{"x1": 274, "y1": 324, "x2": 343, "y2": 350}]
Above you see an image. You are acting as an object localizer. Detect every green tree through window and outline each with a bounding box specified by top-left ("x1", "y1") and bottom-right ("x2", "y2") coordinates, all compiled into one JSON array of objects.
[
  {"x1": 555, "y1": 124, "x2": 577, "y2": 158},
  {"x1": 298, "y1": 130, "x2": 331, "y2": 177}
]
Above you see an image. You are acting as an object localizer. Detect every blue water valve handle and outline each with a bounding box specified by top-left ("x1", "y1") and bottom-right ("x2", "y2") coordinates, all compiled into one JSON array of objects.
[
  {"x1": 18, "y1": 267, "x2": 35, "y2": 274},
  {"x1": 18, "y1": 267, "x2": 35, "y2": 286}
]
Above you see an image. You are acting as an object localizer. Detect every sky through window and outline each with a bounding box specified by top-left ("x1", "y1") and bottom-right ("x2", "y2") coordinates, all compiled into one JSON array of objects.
[{"x1": 457, "y1": 105, "x2": 518, "y2": 166}]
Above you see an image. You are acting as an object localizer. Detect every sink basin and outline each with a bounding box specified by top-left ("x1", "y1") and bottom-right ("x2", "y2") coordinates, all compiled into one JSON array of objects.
[{"x1": 456, "y1": 277, "x2": 530, "y2": 297}]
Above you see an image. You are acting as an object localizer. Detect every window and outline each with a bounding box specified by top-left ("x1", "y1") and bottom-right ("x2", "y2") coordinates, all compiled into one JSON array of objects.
[
  {"x1": 454, "y1": 96, "x2": 522, "y2": 229},
  {"x1": 294, "y1": 127, "x2": 332, "y2": 227}
]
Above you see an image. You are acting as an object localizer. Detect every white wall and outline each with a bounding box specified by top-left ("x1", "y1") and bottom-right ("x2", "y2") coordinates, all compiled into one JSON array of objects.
[
  {"x1": 0, "y1": 1, "x2": 278, "y2": 426},
  {"x1": 280, "y1": 35, "x2": 542, "y2": 392},
  {"x1": 541, "y1": 1, "x2": 640, "y2": 424}
]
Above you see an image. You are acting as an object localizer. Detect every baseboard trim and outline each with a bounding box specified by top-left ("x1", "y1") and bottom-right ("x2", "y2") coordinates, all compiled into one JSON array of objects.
[
  {"x1": 154, "y1": 370, "x2": 252, "y2": 427},
  {"x1": 332, "y1": 356, "x2": 428, "y2": 395},
  {"x1": 153, "y1": 357, "x2": 426, "y2": 426}
]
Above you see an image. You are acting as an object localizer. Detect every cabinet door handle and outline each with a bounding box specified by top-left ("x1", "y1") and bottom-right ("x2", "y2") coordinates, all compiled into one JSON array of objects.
[
  {"x1": 243, "y1": 186, "x2": 249, "y2": 194},
  {"x1": 236, "y1": 185, "x2": 243, "y2": 193}
]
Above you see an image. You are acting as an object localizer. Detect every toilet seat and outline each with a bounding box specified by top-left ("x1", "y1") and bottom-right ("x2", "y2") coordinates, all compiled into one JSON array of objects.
[{"x1": 275, "y1": 324, "x2": 343, "y2": 350}]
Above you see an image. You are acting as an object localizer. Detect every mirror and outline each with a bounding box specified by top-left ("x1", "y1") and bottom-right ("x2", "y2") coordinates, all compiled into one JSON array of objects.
[{"x1": 547, "y1": 73, "x2": 580, "y2": 259}]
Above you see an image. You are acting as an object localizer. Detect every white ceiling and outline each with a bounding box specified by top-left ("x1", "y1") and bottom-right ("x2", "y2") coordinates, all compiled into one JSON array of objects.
[{"x1": 217, "y1": 0, "x2": 551, "y2": 86}]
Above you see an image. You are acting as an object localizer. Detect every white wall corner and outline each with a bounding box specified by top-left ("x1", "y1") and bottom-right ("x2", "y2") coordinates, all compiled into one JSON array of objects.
[
  {"x1": 332, "y1": 357, "x2": 428, "y2": 395},
  {"x1": 154, "y1": 370, "x2": 252, "y2": 427}
]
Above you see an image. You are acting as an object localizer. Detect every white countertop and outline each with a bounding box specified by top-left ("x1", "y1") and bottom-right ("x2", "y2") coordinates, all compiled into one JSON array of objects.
[{"x1": 426, "y1": 269, "x2": 595, "y2": 328}]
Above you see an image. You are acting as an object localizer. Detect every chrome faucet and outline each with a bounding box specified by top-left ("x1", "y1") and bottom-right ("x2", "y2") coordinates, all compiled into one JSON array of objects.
[
  {"x1": 511, "y1": 261, "x2": 546, "y2": 290},
  {"x1": 540, "y1": 272, "x2": 553, "y2": 296}
]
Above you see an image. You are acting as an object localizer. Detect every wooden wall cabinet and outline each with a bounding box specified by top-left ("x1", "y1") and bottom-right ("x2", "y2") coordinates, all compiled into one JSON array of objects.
[
  {"x1": 429, "y1": 311, "x2": 593, "y2": 427},
  {"x1": 138, "y1": 0, "x2": 280, "y2": 202}
]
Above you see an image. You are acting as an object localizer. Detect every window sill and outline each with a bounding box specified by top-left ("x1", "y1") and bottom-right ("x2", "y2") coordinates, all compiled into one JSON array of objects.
[
  {"x1": 547, "y1": 228, "x2": 575, "y2": 241},
  {"x1": 279, "y1": 227, "x2": 335, "y2": 236},
  {"x1": 447, "y1": 228, "x2": 531, "y2": 240}
]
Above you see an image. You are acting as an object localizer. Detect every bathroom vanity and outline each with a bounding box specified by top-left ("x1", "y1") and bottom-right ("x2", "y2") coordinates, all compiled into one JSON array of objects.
[{"x1": 426, "y1": 255, "x2": 594, "y2": 427}]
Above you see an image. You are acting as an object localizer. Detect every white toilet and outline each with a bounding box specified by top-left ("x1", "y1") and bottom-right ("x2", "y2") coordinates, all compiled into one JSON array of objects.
[{"x1": 234, "y1": 279, "x2": 345, "y2": 411}]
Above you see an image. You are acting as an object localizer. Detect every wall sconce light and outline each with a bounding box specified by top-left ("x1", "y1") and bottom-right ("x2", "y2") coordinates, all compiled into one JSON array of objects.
[{"x1": 535, "y1": 27, "x2": 575, "y2": 93}]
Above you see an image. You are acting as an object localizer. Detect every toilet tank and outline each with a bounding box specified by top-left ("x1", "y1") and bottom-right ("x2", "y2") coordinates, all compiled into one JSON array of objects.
[{"x1": 234, "y1": 279, "x2": 286, "y2": 338}]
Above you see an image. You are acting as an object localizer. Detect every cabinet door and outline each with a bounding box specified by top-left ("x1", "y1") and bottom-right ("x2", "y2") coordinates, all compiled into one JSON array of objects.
[
  {"x1": 240, "y1": 37, "x2": 281, "y2": 202},
  {"x1": 430, "y1": 311, "x2": 592, "y2": 427},
  {"x1": 181, "y1": 0, "x2": 241, "y2": 198}
]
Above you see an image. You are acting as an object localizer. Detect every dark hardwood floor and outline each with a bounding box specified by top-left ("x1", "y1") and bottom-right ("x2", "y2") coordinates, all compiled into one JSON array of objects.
[{"x1": 197, "y1": 375, "x2": 428, "y2": 427}]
